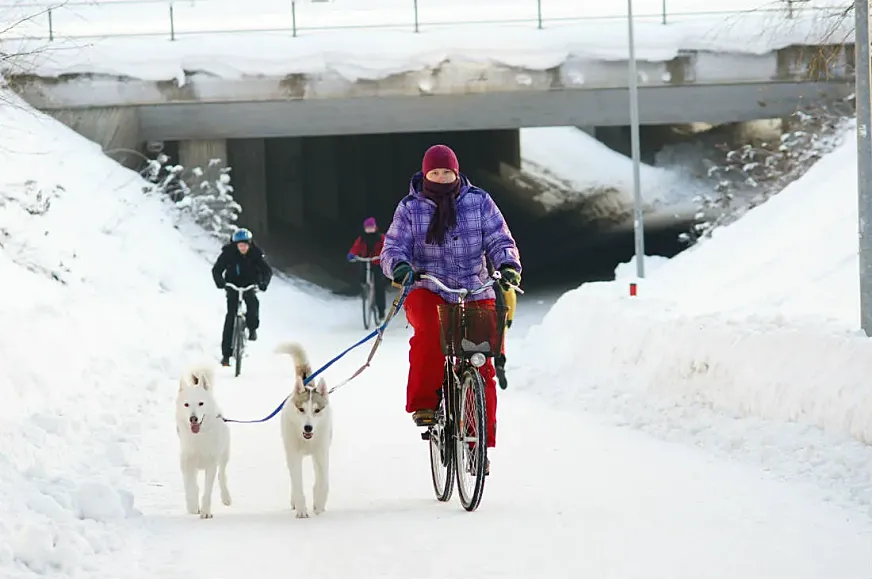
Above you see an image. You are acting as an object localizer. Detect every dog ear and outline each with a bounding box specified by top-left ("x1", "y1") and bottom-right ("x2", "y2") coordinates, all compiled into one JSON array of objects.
[
  {"x1": 192, "y1": 374, "x2": 199, "y2": 385},
  {"x1": 316, "y1": 377, "x2": 328, "y2": 396}
]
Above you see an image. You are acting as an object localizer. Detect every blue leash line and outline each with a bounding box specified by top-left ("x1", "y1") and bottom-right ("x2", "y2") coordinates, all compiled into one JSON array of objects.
[{"x1": 222, "y1": 283, "x2": 411, "y2": 424}]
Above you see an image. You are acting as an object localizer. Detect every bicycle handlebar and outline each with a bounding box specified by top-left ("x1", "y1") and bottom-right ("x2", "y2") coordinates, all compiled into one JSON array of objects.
[
  {"x1": 420, "y1": 271, "x2": 524, "y2": 297},
  {"x1": 350, "y1": 256, "x2": 379, "y2": 263},
  {"x1": 224, "y1": 282, "x2": 259, "y2": 293}
]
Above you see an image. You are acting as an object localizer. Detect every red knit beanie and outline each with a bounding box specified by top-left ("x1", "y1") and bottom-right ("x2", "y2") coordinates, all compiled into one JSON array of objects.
[{"x1": 422, "y1": 144, "x2": 459, "y2": 176}]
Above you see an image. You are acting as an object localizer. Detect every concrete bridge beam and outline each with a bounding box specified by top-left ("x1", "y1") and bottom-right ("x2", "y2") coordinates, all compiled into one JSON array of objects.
[
  {"x1": 46, "y1": 107, "x2": 141, "y2": 168},
  {"x1": 177, "y1": 139, "x2": 227, "y2": 174}
]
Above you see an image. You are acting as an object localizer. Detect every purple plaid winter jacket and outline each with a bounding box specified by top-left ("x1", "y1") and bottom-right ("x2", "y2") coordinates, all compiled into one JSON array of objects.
[{"x1": 380, "y1": 172, "x2": 522, "y2": 303}]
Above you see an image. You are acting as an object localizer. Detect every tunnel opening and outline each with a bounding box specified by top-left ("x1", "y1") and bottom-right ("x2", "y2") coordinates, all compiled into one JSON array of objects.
[{"x1": 165, "y1": 128, "x2": 694, "y2": 296}]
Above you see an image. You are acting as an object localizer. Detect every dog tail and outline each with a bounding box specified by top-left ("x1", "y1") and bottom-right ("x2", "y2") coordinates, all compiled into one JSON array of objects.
[
  {"x1": 274, "y1": 342, "x2": 312, "y2": 380},
  {"x1": 182, "y1": 364, "x2": 215, "y2": 390}
]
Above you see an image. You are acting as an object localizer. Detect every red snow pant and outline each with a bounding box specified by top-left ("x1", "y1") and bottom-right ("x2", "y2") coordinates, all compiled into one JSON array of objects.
[{"x1": 404, "y1": 288, "x2": 499, "y2": 448}]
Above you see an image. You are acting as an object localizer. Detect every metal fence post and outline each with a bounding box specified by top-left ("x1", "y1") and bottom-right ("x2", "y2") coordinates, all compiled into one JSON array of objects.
[
  {"x1": 661, "y1": 0, "x2": 666, "y2": 24},
  {"x1": 169, "y1": 3, "x2": 175, "y2": 40},
  {"x1": 537, "y1": 0, "x2": 543, "y2": 29},
  {"x1": 48, "y1": 8, "x2": 53, "y2": 41},
  {"x1": 292, "y1": 1, "x2": 297, "y2": 37},
  {"x1": 413, "y1": 0, "x2": 419, "y2": 33}
]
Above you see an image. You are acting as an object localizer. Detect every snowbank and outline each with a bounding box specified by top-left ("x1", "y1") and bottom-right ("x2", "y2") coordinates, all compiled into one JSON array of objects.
[
  {"x1": 516, "y1": 122, "x2": 872, "y2": 449},
  {"x1": 610, "y1": 122, "x2": 859, "y2": 326},
  {"x1": 0, "y1": 91, "x2": 336, "y2": 577},
  {"x1": 520, "y1": 126, "x2": 708, "y2": 206}
]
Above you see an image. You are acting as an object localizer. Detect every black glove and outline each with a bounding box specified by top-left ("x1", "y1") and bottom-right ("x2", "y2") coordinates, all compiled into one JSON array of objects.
[
  {"x1": 258, "y1": 282, "x2": 268, "y2": 292},
  {"x1": 391, "y1": 262, "x2": 414, "y2": 285},
  {"x1": 216, "y1": 280, "x2": 225, "y2": 290},
  {"x1": 498, "y1": 266, "x2": 521, "y2": 291}
]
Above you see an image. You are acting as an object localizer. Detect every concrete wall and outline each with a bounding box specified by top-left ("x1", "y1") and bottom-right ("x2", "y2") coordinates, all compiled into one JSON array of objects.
[
  {"x1": 13, "y1": 44, "x2": 852, "y2": 143},
  {"x1": 178, "y1": 139, "x2": 227, "y2": 172},
  {"x1": 135, "y1": 82, "x2": 849, "y2": 141},
  {"x1": 594, "y1": 125, "x2": 688, "y2": 165},
  {"x1": 265, "y1": 138, "x2": 304, "y2": 229},
  {"x1": 46, "y1": 107, "x2": 141, "y2": 168},
  {"x1": 227, "y1": 139, "x2": 269, "y2": 236}
]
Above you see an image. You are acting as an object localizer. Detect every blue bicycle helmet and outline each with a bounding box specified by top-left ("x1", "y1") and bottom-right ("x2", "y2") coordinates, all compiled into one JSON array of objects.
[{"x1": 231, "y1": 228, "x2": 253, "y2": 243}]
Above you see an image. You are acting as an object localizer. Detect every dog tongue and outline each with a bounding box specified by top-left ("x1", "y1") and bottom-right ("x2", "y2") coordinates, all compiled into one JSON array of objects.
[{"x1": 191, "y1": 423, "x2": 201, "y2": 434}]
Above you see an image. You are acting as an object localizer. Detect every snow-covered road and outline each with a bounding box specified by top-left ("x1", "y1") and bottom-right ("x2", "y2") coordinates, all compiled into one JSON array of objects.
[
  {"x1": 3, "y1": 88, "x2": 871, "y2": 579},
  {"x1": 129, "y1": 289, "x2": 871, "y2": 579}
]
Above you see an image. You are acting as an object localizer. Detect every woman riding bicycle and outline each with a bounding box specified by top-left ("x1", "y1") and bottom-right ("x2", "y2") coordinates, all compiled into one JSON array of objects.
[
  {"x1": 380, "y1": 144, "x2": 522, "y2": 463},
  {"x1": 347, "y1": 217, "x2": 387, "y2": 322}
]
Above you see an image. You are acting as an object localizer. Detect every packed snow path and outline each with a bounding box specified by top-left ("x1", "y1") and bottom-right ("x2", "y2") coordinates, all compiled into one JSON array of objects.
[{"x1": 132, "y1": 290, "x2": 868, "y2": 579}]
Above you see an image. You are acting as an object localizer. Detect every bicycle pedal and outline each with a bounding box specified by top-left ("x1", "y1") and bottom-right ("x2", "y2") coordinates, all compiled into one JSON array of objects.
[{"x1": 420, "y1": 431, "x2": 431, "y2": 441}]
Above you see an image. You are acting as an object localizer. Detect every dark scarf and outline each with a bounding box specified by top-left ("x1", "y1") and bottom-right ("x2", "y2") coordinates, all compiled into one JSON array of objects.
[
  {"x1": 360, "y1": 230, "x2": 381, "y2": 255},
  {"x1": 421, "y1": 177, "x2": 461, "y2": 245}
]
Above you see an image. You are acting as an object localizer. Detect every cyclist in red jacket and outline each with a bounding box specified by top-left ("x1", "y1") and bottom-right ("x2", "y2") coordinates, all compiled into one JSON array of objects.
[{"x1": 347, "y1": 217, "x2": 387, "y2": 322}]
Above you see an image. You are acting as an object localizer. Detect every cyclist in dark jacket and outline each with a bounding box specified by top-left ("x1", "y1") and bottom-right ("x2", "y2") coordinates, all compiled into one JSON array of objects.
[{"x1": 211, "y1": 228, "x2": 273, "y2": 366}]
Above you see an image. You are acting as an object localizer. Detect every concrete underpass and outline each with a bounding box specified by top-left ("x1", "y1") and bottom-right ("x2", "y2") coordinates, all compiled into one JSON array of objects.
[
  {"x1": 166, "y1": 129, "x2": 693, "y2": 294},
  {"x1": 15, "y1": 42, "x2": 851, "y2": 294}
]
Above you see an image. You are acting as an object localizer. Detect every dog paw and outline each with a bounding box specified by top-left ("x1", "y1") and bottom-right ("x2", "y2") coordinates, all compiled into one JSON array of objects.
[
  {"x1": 295, "y1": 510, "x2": 309, "y2": 519},
  {"x1": 221, "y1": 494, "x2": 232, "y2": 507},
  {"x1": 199, "y1": 511, "x2": 213, "y2": 519},
  {"x1": 313, "y1": 505, "x2": 325, "y2": 515}
]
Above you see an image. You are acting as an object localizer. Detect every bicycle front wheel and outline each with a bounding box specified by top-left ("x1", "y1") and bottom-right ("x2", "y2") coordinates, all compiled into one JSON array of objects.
[
  {"x1": 233, "y1": 316, "x2": 244, "y2": 377},
  {"x1": 429, "y1": 380, "x2": 455, "y2": 502},
  {"x1": 361, "y1": 285, "x2": 371, "y2": 330},
  {"x1": 454, "y1": 366, "x2": 488, "y2": 512}
]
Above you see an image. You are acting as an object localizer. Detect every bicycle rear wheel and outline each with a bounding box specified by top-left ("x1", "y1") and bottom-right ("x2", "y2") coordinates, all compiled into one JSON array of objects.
[
  {"x1": 369, "y1": 299, "x2": 380, "y2": 328},
  {"x1": 454, "y1": 366, "x2": 488, "y2": 512},
  {"x1": 233, "y1": 316, "x2": 244, "y2": 377},
  {"x1": 429, "y1": 376, "x2": 455, "y2": 502}
]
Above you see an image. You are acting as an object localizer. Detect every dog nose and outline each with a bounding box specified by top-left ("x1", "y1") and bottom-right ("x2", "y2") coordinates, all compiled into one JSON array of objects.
[
  {"x1": 303, "y1": 425, "x2": 313, "y2": 433},
  {"x1": 189, "y1": 416, "x2": 198, "y2": 424}
]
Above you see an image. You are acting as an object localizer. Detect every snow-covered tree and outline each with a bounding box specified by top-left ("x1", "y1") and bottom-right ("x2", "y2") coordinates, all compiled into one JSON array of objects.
[
  {"x1": 679, "y1": 98, "x2": 853, "y2": 246},
  {"x1": 142, "y1": 154, "x2": 242, "y2": 240}
]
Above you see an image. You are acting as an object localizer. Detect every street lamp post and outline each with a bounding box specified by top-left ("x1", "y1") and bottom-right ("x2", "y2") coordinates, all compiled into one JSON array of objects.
[
  {"x1": 856, "y1": 0, "x2": 872, "y2": 335},
  {"x1": 627, "y1": 0, "x2": 646, "y2": 279}
]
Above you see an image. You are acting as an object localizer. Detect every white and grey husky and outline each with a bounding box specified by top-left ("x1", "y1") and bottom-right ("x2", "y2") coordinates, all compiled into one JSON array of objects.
[
  {"x1": 275, "y1": 342, "x2": 333, "y2": 518},
  {"x1": 175, "y1": 365, "x2": 231, "y2": 519}
]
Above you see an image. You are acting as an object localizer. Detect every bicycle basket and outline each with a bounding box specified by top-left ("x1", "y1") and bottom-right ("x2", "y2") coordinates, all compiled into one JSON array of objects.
[{"x1": 436, "y1": 302, "x2": 508, "y2": 358}]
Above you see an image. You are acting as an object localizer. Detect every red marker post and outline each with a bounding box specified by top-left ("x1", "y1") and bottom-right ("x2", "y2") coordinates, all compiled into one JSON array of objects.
[{"x1": 629, "y1": 282, "x2": 637, "y2": 297}]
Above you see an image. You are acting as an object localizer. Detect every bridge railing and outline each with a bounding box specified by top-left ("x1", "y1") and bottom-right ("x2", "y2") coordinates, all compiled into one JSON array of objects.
[{"x1": 0, "y1": 0, "x2": 849, "y2": 42}]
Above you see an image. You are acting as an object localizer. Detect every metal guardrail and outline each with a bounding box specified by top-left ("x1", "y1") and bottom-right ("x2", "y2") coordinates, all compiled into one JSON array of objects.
[{"x1": 0, "y1": 0, "x2": 848, "y2": 43}]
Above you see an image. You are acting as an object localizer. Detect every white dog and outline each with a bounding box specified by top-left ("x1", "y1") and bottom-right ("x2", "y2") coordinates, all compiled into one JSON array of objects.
[
  {"x1": 175, "y1": 365, "x2": 231, "y2": 519},
  {"x1": 275, "y1": 342, "x2": 333, "y2": 519}
]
